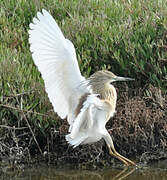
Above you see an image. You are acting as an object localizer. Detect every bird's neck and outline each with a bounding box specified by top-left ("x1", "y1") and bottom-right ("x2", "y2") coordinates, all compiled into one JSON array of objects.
[
  {"x1": 92, "y1": 83, "x2": 117, "y2": 109},
  {"x1": 103, "y1": 84, "x2": 117, "y2": 107}
]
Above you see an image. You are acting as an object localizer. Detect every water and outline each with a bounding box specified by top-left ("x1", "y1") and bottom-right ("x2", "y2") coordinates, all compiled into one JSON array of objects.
[{"x1": 1, "y1": 161, "x2": 167, "y2": 180}]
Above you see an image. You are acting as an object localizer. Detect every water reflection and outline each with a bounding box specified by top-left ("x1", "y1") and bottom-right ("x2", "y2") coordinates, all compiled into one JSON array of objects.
[
  {"x1": 112, "y1": 167, "x2": 136, "y2": 180},
  {"x1": 0, "y1": 162, "x2": 167, "y2": 180}
]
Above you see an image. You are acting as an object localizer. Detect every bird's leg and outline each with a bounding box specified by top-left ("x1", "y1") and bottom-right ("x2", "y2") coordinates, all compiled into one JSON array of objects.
[
  {"x1": 108, "y1": 145, "x2": 129, "y2": 165},
  {"x1": 113, "y1": 149, "x2": 137, "y2": 166},
  {"x1": 103, "y1": 131, "x2": 137, "y2": 166},
  {"x1": 107, "y1": 143, "x2": 137, "y2": 166}
]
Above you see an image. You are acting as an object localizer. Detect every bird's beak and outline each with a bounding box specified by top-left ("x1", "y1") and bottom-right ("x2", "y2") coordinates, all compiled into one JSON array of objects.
[{"x1": 114, "y1": 76, "x2": 135, "y2": 82}]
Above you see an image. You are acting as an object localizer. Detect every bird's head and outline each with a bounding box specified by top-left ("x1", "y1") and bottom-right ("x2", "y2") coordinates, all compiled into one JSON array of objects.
[
  {"x1": 87, "y1": 70, "x2": 134, "y2": 100},
  {"x1": 88, "y1": 70, "x2": 134, "y2": 86}
]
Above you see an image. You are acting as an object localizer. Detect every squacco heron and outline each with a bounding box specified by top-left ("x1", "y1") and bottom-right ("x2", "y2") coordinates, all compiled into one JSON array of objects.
[{"x1": 29, "y1": 9, "x2": 136, "y2": 166}]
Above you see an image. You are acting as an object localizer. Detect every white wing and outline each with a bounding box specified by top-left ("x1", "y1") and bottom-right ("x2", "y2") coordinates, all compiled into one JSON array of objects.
[
  {"x1": 69, "y1": 94, "x2": 102, "y2": 137},
  {"x1": 29, "y1": 9, "x2": 87, "y2": 120},
  {"x1": 66, "y1": 94, "x2": 108, "y2": 148}
]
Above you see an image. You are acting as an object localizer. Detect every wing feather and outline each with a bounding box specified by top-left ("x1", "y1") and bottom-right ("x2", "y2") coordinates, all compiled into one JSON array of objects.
[
  {"x1": 66, "y1": 94, "x2": 109, "y2": 147},
  {"x1": 29, "y1": 9, "x2": 87, "y2": 120},
  {"x1": 69, "y1": 94, "x2": 104, "y2": 138}
]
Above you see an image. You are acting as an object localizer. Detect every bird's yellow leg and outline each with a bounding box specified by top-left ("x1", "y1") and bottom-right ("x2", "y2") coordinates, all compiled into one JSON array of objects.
[
  {"x1": 112, "y1": 148, "x2": 137, "y2": 166},
  {"x1": 108, "y1": 145, "x2": 129, "y2": 166},
  {"x1": 104, "y1": 132, "x2": 137, "y2": 166},
  {"x1": 107, "y1": 144, "x2": 137, "y2": 166}
]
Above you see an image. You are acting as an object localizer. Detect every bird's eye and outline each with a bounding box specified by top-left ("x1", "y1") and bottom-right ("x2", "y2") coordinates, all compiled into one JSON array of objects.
[{"x1": 97, "y1": 94, "x2": 101, "y2": 98}]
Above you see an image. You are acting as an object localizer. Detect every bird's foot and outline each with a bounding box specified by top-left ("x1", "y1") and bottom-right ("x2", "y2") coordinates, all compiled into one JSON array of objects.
[{"x1": 109, "y1": 148, "x2": 138, "y2": 167}]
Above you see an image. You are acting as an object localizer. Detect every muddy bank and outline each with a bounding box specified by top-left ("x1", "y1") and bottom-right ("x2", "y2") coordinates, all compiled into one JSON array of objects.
[{"x1": 0, "y1": 86, "x2": 167, "y2": 169}]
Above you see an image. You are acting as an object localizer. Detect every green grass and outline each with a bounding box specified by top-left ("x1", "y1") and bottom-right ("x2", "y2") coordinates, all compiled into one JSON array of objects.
[
  {"x1": 0, "y1": 0, "x2": 167, "y2": 156},
  {"x1": 1, "y1": 0, "x2": 167, "y2": 87}
]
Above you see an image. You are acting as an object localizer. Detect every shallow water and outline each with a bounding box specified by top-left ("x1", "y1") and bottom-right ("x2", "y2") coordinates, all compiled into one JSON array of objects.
[{"x1": 1, "y1": 161, "x2": 167, "y2": 180}]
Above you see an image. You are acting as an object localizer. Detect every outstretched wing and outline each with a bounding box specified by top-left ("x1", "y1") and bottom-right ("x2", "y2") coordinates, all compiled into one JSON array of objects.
[{"x1": 29, "y1": 9, "x2": 87, "y2": 120}]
